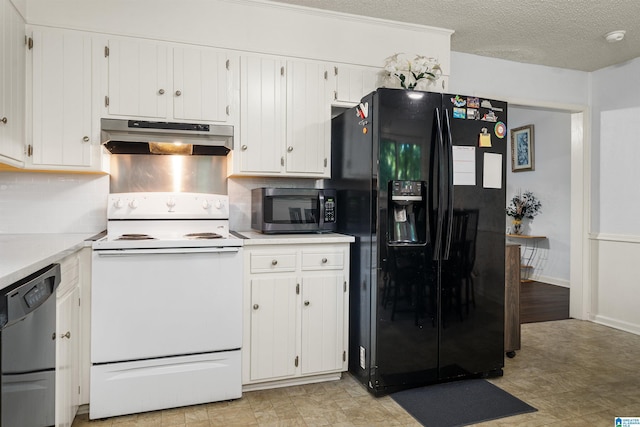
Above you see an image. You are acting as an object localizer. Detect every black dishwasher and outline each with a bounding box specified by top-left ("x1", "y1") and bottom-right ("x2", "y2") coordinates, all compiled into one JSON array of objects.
[{"x1": 1, "y1": 264, "x2": 60, "y2": 427}]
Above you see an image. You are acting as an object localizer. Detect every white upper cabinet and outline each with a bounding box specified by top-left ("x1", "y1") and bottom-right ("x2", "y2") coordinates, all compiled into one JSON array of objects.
[
  {"x1": 0, "y1": 0, "x2": 25, "y2": 166},
  {"x1": 106, "y1": 38, "x2": 169, "y2": 119},
  {"x1": 105, "y1": 37, "x2": 235, "y2": 124},
  {"x1": 173, "y1": 46, "x2": 231, "y2": 123},
  {"x1": 286, "y1": 60, "x2": 331, "y2": 176},
  {"x1": 238, "y1": 55, "x2": 285, "y2": 174},
  {"x1": 332, "y1": 64, "x2": 381, "y2": 106},
  {"x1": 234, "y1": 54, "x2": 331, "y2": 178},
  {"x1": 29, "y1": 28, "x2": 96, "y2": 170}
]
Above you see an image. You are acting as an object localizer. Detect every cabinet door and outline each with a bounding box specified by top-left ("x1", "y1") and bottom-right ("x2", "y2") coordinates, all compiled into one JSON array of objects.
[
  {"x1": 173, "y1": 46, "x2": 230, "y2": 123},
  {"x1": 0, "y1": 0, "x2": 25, "y2": 164},
  {"x1": 333, "y1": 64, "x2": 380, "y2": 104},
  {"x1": 107, "y1": 38, "x2": 169, "y2": 119},
  {"x1": 286, "y1": 60, "x2": 330, "y2": 176},
  {"x1": 300, "y1": 274, "x2": 344, "y2": 375},
  {"x1": 249, "y1": 276, "x2": 297, "y2": 381},
  {"x1": 55, "y1": 285, "x2": 80, "y2": 427},
  {"x1": 31, "y1": 29, "x2": 92, "y2": 167},
  {"x1": 239, "y1": 55, "x2": 285, "y2": 174}
]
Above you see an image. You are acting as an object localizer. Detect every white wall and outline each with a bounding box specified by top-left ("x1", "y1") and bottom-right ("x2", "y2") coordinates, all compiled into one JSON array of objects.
[
  {"x1": 449, "y1": 52, "x2": 589, "y2": 107},
  {"x1": 589, "y1": 57, "x2": 640, "y2": 335},
  {"x1": 0, "y1": 172, "x2": 108, "y2": 233},
  {"x1": 506, "y1": 107, "x2": 571, "y2": 286}
]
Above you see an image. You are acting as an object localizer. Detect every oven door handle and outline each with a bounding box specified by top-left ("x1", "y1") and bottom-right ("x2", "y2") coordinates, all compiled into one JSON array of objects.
[{"x1": 94, "y1": 247, "x2": 241, "y2": 256}]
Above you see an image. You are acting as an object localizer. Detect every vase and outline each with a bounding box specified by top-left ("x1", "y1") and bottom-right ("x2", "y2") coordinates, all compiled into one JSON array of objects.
[{"x1": 512, "y1": 219, "x2": 522, "y2": 235}]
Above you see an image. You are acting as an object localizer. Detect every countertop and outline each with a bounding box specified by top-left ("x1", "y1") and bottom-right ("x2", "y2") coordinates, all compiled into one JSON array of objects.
[
  {"x1": 236, "y1": 231, "x2": 355, "y2": 245},
  {"x1": 0, "y1": 233, "x2": 98, "y2": 291}
]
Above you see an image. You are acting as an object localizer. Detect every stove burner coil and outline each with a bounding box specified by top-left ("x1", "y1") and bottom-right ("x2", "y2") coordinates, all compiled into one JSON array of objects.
[
  {"x1": 184, "y1": 232, "x2": 223, "y2": 239},
  {"x1": 116, "y1": 234, "x2": 156, "y2": 241}
]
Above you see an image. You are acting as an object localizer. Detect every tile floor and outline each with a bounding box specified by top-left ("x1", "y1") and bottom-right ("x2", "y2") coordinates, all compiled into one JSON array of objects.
[{"x1": 73, "y1": 319, "x2": 640, "y2": 426}]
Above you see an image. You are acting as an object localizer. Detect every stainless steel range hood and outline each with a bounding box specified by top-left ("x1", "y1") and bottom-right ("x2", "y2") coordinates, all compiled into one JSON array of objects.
[{"x1": 101, "y1": 119, "x2": 233, "y2": 155}]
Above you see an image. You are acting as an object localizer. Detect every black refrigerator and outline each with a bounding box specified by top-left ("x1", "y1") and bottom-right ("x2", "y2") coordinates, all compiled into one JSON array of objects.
[{"x1": 328, "y1": 88, "x2": 507, "y2": 396}]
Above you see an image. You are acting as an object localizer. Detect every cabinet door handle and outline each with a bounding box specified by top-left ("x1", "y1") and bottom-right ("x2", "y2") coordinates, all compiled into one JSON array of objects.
[
  {"x1": 271, "y1": 259, "x2": 278, "y2": 266},
  {"x1": 253, "y1": 304, "x2": 259, "y2": 310},
  {"x1": 158, "y1": 89, "x2": 165, "y2": 95},
  {"x1": 287, "y1": 146, "x2": 293, "y2": 152},
  {"x1": 0, "y1": 117, "x2": 7, "y2": 124},
  {"x1": 82, "y1": 136, "x2": 90, "y2": 142},
  {"x1": 61, "y1": 331, "x2": 71, "y2": 339},
  {"x1": 175, "y1": 90, "x2": 182, "y2": 96},
  {"x1": 304, "y1": 301, "x2": 310, "y2": 306},
  {"x1": 321, "y1": 258, "x2": 328, "y2": 263},
  {"x1": 241, "y1": 145, "x2": 248, "y2": 151}
]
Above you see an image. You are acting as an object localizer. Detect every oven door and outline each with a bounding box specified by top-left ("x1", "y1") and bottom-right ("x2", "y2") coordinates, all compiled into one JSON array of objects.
[{"x1": 91, "y1": 247, "x2": 242, "y2": 364}]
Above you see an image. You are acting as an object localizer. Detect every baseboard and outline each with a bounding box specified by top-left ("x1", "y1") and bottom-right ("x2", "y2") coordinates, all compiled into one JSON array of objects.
[
  {"x1": 536, "y1": 275, "x2": 570, "y2": 288},
  {"x1": 593, "y1": 314, "x2": 640, "y2": 336},
  {"x1": 242, "y1": 372, "x2": 342, "y2": 392}
]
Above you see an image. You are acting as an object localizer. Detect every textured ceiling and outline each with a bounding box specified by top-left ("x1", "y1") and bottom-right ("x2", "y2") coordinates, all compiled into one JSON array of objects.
[{"x1": 269, "y1": 0, "x2": 640, "y2": 72}]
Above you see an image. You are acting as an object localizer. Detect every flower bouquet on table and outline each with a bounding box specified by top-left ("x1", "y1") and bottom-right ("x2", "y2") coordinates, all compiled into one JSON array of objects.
[
  {"x1": 506, "y1": 190, "x2": 541, "y2": 234},
  {"x1": 383, "y1": 53, "x2": 442, "y2": 90}
]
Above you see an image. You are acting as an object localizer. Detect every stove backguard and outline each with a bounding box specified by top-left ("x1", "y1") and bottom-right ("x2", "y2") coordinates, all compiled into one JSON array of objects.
[{"x1": 109, "y1": 155, "x2": 227, "y2": 194}]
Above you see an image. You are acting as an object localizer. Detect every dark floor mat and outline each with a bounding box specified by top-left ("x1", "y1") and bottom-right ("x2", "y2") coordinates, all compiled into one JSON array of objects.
[{"x1": 391, "y1": 379, "x2": 537, "y2": 427}]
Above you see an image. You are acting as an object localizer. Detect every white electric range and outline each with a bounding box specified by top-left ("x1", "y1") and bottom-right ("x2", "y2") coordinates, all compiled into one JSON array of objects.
[{"x1": 90, "y1": 192, "x2": 243, "y2": 419}]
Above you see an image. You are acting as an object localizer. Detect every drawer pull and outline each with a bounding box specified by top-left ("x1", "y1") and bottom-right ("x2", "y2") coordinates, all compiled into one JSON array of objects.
[
  {"x1": 271, "y1": 259, "x2": 278, "y2": 266},
  {"x1": 61, "y1": 331, "x2": 71, "y2": 339},
  {"x1": 304, "y1": 301, "x2": 310, "y2": 306},
  {"x1": 253, "y1": 304, "x2": 259, "y2": 310},
  {"x1": 321, "y1": 258, "x2": 328, "y2": 263}
]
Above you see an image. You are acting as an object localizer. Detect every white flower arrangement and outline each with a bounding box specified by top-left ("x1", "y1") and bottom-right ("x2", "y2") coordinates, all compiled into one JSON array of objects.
[{"x1": 383, "y1": 53, "x2": 442, "y2": 90}]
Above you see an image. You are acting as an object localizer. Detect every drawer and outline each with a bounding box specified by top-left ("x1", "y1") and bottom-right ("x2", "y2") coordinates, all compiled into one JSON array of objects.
[
  {"x1": 250, "y1": 252, "x2": 296, "y2": 273},
  {"x1": 301, "y1": 250, "x2": 343, "y2": 270}
]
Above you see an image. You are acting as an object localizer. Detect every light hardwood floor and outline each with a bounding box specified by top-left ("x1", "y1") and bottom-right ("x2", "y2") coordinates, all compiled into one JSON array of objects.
[{"x1": 73, "y1": 319, "x2": 640, "y2": 426}]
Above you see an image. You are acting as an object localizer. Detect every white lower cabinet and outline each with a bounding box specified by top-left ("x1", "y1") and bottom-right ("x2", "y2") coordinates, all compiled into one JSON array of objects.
[
  {"x1": 56, "y1": 252, "x2": 81, "y2": 427},
  {"x1": 243, "y1": 241, "x2": 350, "y2": 389}
]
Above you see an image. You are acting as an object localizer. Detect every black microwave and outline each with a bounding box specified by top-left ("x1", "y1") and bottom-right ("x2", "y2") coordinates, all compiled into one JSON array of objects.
[{"x1": 251, "y1": 188, "x2": 337, "y2": 234}]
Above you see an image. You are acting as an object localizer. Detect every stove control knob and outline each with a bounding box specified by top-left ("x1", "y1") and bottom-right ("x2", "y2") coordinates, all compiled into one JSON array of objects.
[
  {"x1": 129, "y1": 199, "x2": 139, "y2": 209},
  {"x1": 214, "y1": 199, "x2": 224, "y2": 210},
  {"x1": 202, "y1": 199, "x2": 211, "y2": 209},
  {"x1": 166, "y1": 197, "x2": 176, "y2": 210},
  {"x1": 113, "y1": 198, "x2": 124, "y2": 209}
]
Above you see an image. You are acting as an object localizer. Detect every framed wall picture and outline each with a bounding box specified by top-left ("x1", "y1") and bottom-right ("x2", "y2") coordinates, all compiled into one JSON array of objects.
[{"x1": 510, "y1": 124, "x2": 535, "y2": 172}]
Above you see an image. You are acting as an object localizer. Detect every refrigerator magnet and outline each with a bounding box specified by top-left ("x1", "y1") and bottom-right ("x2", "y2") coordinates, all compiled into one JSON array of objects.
[
  {"x1": 495, "y1": 122, "x2": 506, "y2": 138},
  {"x1": 451, "y1": 95, "x2": 466, "y2": 107},
  {"x1": 479, "y1": 128, "x2": 492, "y2": 147},
  {"x1": 467, "y1": 108, "x2": 480, "y2": 120},
  {"x1": 467, "y1": 97, "x2": 480, "y2": 108},
  {"x1": 481, "y1": 111, "x2": 497, "y2": 122},
  {"x1": 453, "y1": 108, "x2": 466, "y2": 119},
  {"x1": 480, "y1": 100, "x2": 504, "y2": 112}
]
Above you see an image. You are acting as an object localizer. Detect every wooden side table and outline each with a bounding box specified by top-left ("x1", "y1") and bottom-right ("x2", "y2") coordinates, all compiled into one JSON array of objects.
[
  {"x1": 505, "y1": 243, "x2": 521, "y2": 358},
  {"x1": 506, "y1": 234, "x2": 547, "y2": 283}
]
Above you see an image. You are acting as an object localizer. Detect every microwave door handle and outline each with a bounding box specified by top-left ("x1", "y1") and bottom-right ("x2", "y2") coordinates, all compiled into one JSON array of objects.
[{"x1": 318, "y1": 191, "x2": 325, "y2": 229}]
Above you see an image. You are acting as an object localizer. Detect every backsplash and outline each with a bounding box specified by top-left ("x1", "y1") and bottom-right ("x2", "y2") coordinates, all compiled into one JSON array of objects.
[
  {"x1": 0, "y1": 172, "x2": 321, "y2": 234},
  {"x1": 0, "y1": 172, "x2": 109, "y2": 234}
]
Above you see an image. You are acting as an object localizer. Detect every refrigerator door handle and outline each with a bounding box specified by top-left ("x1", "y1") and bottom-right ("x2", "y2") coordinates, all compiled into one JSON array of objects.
[
  {"x1": 442, "y1": 109, "x2": 455, "y2": 260},
  {"x1": 433, "y1": 108, "x2": 445, "y2": 261}
]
